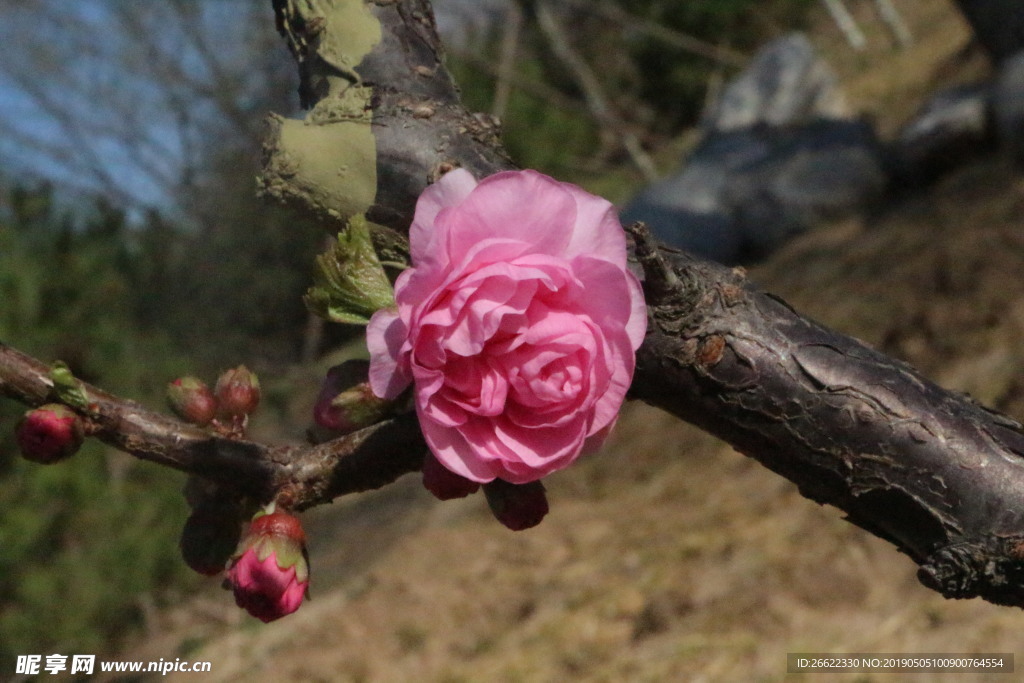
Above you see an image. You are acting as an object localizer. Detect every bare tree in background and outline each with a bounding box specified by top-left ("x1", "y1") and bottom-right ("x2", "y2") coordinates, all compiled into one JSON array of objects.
[{"x1": 0, "y1": 0, "x2": 294, "y2": 227}]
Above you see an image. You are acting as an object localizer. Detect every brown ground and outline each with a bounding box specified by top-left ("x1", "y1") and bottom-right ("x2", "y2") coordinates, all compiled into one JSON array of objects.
[{"x1": 116, "y1": 2, "x2": 1024, "y2": 681}]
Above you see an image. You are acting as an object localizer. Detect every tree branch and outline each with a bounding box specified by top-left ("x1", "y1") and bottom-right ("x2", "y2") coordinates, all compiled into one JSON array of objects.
[
  {"x1": 0, "y1": 341, "x2": 425, "y2": 509},
  {"x1": 531, "y1": 2, "x2": 659, "y2": 181},
  {"x1": 262, "y1": 0, "x2": 1024, "y2": 607},
  {"x1": 626, "y1": 227, "x2": 1024, "y2": 606}
]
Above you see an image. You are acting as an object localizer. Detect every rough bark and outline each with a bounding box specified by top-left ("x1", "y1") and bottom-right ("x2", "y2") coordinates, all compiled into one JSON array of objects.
[
  {"x1": 260, "y1": 0, "x2": 1024, "y2": 607},
  {"x1": 628, "y1": 232, "x2": 1024, "y2": 606}
]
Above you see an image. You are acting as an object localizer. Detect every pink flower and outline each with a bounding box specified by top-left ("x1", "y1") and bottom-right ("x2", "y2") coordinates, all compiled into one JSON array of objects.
[
  {"x1": 367, "y1": 169, "x2": 646, "y2": 484},
  {"x1": 226, "y1": 510, "x2": 309, "y2": 623}
]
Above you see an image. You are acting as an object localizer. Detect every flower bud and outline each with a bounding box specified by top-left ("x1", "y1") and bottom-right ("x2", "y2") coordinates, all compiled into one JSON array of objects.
[
  {"x1": 167, "y1": 376, "x2": 218, "y2": 426},
  {"x1": 422, "y1": 452, "x2": 480, "y2": 500},
  {"x1": 314, "y1": 376, "x2": 394, "y2": 435},
  {"x1": 214, "y1": 366, "x2": 261, "y2": 418},
  {"x1": 226, "y1": 506, "x2": 309, "y2": 622},
  {"x1": 180, "y1": 508, "x2": 243, "y2": 576},
  {"x1": 15, "y1": 404, "x2": 84, "y2": 464},
  {"x1": 483, "y1": 479, "x2": 549, "y2": 531}
]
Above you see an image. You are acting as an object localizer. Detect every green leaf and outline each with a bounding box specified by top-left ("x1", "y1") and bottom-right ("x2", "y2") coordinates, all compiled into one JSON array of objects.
[
  {"x1": 48, "y1": 361, "x2": 90, "y2": 410},
  {"x1": 304, "y1": 214, "x2": 397, "y2": 325}
]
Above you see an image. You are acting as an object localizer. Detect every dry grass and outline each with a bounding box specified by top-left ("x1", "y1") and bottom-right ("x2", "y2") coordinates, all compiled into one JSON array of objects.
[
  {"x1": 142, "y1": 405, "x2": 1024, "y2": 682},
  {"x1": 810, "y1": 0, "x2": 985, "y2": 137}
]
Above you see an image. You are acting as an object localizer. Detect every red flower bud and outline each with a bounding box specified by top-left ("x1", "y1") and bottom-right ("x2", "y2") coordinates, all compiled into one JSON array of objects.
[
  {"x1": 180, "y1": 508, "x2": 243, "y2": 576},
  {"x1": 483, "y1": 479, "x2": 549, "y2": 531},
  {"x1": 214, "y1": 365, "x2": 261, "y2": 418},
  {"x1": 15, "y1": 404, "x2": 84, "y2": 464},
  {"x1": 167, "y1": 376, "x2": 218, "y2": 426},
  {"x1": 422, "y1": 452, "x2": 480, "y2": 500},
  {"x1": 226, "y1": 507, "x2": 309, "y2": 622},
  {"x1": 314, "y1": 380, "x2": 393, "y2": 435}
]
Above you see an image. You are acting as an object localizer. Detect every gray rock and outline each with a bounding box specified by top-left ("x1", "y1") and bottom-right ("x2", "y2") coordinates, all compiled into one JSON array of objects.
[
  {"x1": 620, "y1": 199, "x2": 741, "y2": 265},
  {"x1": 892, "y1": 82, "x2": 993, "y2": 184},
  {"x1": 620, "y1": 130, "x2": 770, "y2": 262},
  {"x1": 953, "y1": 0, "x2": 1024, "y2": 63},
  {"x1": 994, "y1": 50, "x2": 1024, "y2": 162},
  {"x1": 703, "y1": 33, "x2": 848, "y2": 133},
  {"x1": 621, "y1": 33, "x2": 886, "y2": 265},
  {"x1": 728, "y1": 121, "x2": 886, "y2": 256},
  {"x1": 621, "y1": 120, "x2": 886, "y2": 263}
]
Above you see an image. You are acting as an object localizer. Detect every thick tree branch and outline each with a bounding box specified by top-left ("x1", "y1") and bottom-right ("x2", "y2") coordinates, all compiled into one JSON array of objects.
[
  {"x1": 262, "y1": 0, "x2": 1024, "y2": 607},
  {"x1": 626, "y1": 227, "x2": 1024, "y2": 606}
]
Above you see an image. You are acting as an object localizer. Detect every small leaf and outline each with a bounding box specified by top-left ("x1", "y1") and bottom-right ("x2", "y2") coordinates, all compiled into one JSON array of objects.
[
  {"x1": 48, "y1": 361, "x2": 90, "y2": 410},
  {"x1": 304, "y1": 214, "x2": 396, "y2": 325}
]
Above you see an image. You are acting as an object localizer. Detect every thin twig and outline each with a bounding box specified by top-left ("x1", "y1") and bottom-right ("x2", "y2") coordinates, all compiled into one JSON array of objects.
[
  {"x1": 533, "y1": 2, "x2": 659, "y2": 181},
  {"x1": 491, "y1": 2, "x2": 523, "y2": 120},
  {"x1": 821, "y1": 0, "x2": 867, "y2": 51}
]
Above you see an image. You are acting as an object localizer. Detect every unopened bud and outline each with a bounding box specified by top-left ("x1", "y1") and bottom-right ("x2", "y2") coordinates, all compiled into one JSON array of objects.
[
  {"x1": 226, "y1": 505, "x2": 309, "y2": 622},
  {"x1": 422, "y1": 452, "x2": 480, "y2": 500},
  {"x1": 483, "y1": 479, "x2": 549, "y2": 531},
  {"x1": 180, "y1": 508, "x2": 244, "y2": 576},
  {"x1": 167, "y1": 376, "x2": 218, "y2": 426},
  {"x1": 15, "y1": 404, "x2": 84, "y2": 464},
  {"x1": 314, "y1": 378, "x2": 393, "y2": 434},
  {"x1": 214, "y1": 366, "x2": 261, "y2": 418}
]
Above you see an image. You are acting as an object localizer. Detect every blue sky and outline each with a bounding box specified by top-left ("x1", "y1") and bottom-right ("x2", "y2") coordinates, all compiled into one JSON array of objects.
[{"x1": 0, "y1": 0, "x2": 502, "y2": 222}]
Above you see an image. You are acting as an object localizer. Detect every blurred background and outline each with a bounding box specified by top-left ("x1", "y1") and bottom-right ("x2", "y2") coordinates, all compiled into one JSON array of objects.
[{"x1": 2, "y1": 0, "x2": 1024, "y2": 680}]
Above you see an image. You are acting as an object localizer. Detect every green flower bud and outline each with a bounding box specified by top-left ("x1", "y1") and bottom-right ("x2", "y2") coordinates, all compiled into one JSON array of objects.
[{"x1": 313, "y1": 362, "x2": 395, "y2": 434}]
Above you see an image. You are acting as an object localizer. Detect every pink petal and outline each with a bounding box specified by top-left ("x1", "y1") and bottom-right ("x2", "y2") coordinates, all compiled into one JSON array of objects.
[
  {"x1": 521, "y1": 305, "x2": 595, "y2": 348},
  {"x1": 418, "y1": 408, "x2": 500, "y2": 483},
  {"x1": 585, "y1": 334, "x2": 635, "y2": 434},
  {"x1": 253, "y1": 553, "x2": 296, "y2": 597},
  {"x1": 440, "y1": 356, "x2": 509, "y2": 417},
  {"x1": 571, "y1": 256, "x2": 647, "y2": 350},
  {"x1": 277, "y1": 579, "x2": 307, "y2": 615},
  {"x1": 367, "y1": 308, "x2": 411, "y2": 400},
  {"x1": 624, "y1": 269, "x2": 648, "y2": 351},
  {"x1": 410, "y1": 168, "x2": 478, "y2": 267},
  {"x1": 491, "y1": 416, "x2": 588, "y2": 479},
  {"x1": 446, "y1": 170, "x2": 575, "y2": 264},
  {"x1": 560, "y1": 181, "x2": 630, "y2": 267},
  {"x1": 227, "y1": 550, "x2": 259, "y2": 587},
  {"x1": 420, "y1": 392, "x2": 468, "y2": 427}
]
